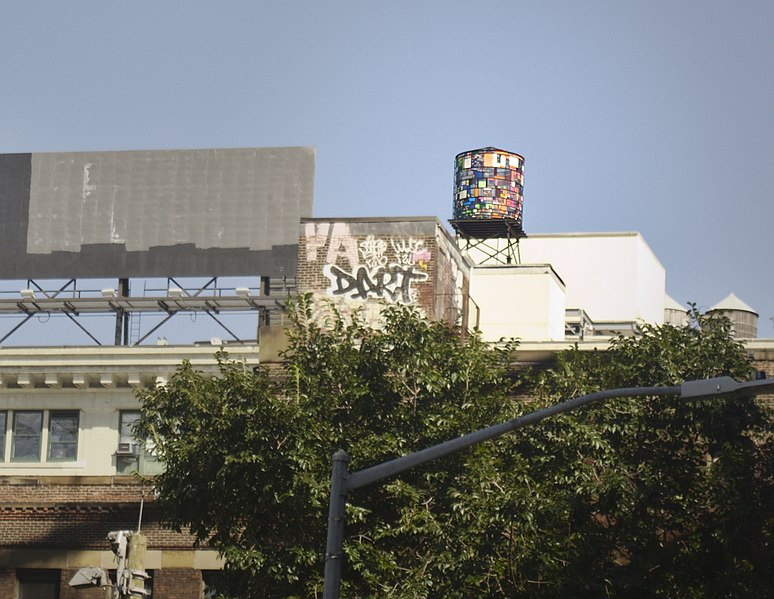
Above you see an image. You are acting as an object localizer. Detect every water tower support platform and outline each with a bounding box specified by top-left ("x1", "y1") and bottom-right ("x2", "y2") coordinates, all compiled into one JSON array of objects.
[{"x1": 450, "y1": 218, "x2": 526, "y2": 265}]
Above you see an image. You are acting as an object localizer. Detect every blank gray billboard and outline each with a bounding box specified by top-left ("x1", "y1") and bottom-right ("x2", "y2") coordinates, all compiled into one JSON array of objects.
[{"x1": 0, "y1": 147, "x2": 314, "y2": 279}]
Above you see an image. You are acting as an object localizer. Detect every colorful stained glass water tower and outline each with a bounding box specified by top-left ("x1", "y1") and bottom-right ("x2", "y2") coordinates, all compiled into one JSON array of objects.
[{"x1": 450, "y1": 147, "x2": 526, "y2": 264}]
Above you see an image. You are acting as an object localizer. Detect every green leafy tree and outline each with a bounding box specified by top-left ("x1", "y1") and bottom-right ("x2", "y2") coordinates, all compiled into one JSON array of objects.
[
  {"x1": 519, "y1": 311, "x2": 774, "y2": 597},
  {"x1": 136, "y1": 300, "x2": 774, "y2": 597},
  {"x1": 136, "y1": 297, "x2": 518, "y2": 597}
]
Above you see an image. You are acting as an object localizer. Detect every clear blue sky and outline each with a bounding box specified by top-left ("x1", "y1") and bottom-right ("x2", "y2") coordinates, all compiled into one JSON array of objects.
[{"x1": 1, "y1": 1, "x2": 773, "y2": 340}]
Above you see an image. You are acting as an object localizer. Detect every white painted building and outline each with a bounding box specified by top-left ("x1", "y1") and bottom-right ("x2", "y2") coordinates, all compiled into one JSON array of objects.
[
  {"x1": 0, "y1": 345, "x2": 259, "y2": 478},
  {"x1": 0, "y1": 345, "x2": 261, "y2": 595},
  {"x1": 465, "y1": 232, "x2": 667, "y2": 342},
  {"x1": 469, "y1": 264, "x2": 566, "y2": 341}
]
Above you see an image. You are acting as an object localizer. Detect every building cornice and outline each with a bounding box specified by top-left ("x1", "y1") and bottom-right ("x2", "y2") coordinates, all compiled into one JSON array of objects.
[{"x1": 0, "y1": 345, "x2": 259, "y2": 390}]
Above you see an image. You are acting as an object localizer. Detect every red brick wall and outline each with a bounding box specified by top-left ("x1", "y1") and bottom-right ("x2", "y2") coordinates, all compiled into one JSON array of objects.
[
  {"x1": 0, "y1": 570, "x2": 14, "y2": 598},
  {"x1": 0, "y1": 480, "x2": 153, "y2": 504},
  {"x1": 0, "y1": 504, "x2": 197, "y2": 549},
  {"x1": 153, "y1": 568, "x2": 202, "y2": 599},
  {"x1": 434, "y1": 232, "x2": 470, "y2": 327},
  {"x1": 298, "y1": 219, "x2": 440, "y2": 322},
  {"x1": 0, "y1": 479, "x2": 207, "y2": 598},
  {"x1": 0, "y1": 568, "x2": 203, "y2": 599},
  {"x1": 0, "y1": 480, "x2": 197, "y2": 550}
]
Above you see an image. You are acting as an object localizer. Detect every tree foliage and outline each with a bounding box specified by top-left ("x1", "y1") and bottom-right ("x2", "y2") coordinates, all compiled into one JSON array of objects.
[
  {"x1": 521, "y1": 310, "x2": 773, "y2": 597},
  {"x1": 136, "y1": 300, "x2": 774, "y2": 597}
]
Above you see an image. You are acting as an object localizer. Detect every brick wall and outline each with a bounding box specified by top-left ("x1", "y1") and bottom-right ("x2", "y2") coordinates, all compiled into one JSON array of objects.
[
  {"x1": 0, "y1": 478, "x2": 207, "y2": 598},
  {"x1": 153, "y1": 568, "x2": 202, "y2": 599},
  {"x1": 0, "y1": 504, "x2": 197, "y2": 549},
  {"x1": 0, "y1": 480, "x2": 197, "y2": 550},
  {"x1": 434, "y1": 231, "x2": 469, "y2": 327},
  {"x1": 298, "y1": 219, "x2": 444, "y2": 325},
  {"x1": 0, "y1": 480, "x2": 153, "y2": 504},
  {"x1": 0, "y1": 568, "x2": 203, "y2": 598},
  {"x1": 0, "y1": 570, "x2": 14, "y2": 598}
]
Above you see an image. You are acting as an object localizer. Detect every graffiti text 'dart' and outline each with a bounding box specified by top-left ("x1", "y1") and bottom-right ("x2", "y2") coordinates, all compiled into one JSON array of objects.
[{"x1": 324, "y1": 264, "x2": 428, "y2": 304}]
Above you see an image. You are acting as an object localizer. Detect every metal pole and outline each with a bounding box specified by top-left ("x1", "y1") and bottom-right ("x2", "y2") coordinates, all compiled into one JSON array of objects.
[
  {"x1": 114, "y1": 278, "x2": 124, "y2": 345},
  {"x1": 323, "y1": 449, "x2": 350, "y2": 599},
  {"x1": 349, "y1": 385, "x2": 680, "y2": 491},
  {"x1": 119, "y1": 278, "x2": 130, "y2": 345},
  {"x1": 137, "y1": 496, "x2": 144, "y2": 533}
]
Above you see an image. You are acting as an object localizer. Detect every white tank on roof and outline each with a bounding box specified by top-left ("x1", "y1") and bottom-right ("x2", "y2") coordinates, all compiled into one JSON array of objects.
[{"x1": 707, "y1": 292, "x2": 758, "y2": 338}]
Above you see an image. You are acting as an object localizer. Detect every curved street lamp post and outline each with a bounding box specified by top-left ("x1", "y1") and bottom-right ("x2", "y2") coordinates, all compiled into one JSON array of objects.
[{"x1": 323, "y1": 376, "x2": 774, "y2": 599}]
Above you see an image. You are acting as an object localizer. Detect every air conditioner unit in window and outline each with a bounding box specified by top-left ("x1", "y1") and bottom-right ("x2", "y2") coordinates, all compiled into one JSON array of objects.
[{"x1": 116, "y1": 442, "x2": 141, "y2": 457}]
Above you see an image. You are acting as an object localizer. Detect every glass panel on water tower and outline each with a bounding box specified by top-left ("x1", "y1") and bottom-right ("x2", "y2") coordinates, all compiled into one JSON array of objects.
[{"x1": 453, "y1": 147, "x2": 524, "y2": 226}]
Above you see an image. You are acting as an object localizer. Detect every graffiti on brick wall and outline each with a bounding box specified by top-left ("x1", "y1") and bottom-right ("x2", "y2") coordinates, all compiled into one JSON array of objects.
[
  {"x1": 322, "y1": 235, "x2": 431, "y2": 304},
  {"x1": 324, "y1": 262, "x2": 426, "y2": 303},
  {"x1": 436, "y1": 240, "x2": 466, "y2": 324},
  {"x1": 305, "y1": 222, "x2": 359, "y2": 268}
]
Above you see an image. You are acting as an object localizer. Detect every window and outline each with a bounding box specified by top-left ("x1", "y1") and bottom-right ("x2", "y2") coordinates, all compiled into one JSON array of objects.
[
  {"x1": 4, "y1": 410, "x2": 81, "y2": 463},
  {"x1": 47, "y1": 411, "x2": 79, "y2": 461},
  {"x1": 12, "y1": 411, "x2": 43, "y2": 461},
  {"x1": 117, "y1": 411, "x2": 162, "y2": 476},
  {"x1": 0, "y1": 411, "x2": 6, "y2": 461},
  {"x1": 17, "y1": 569, "x2": 60, "y2": 599},
  {"x1": 119, "y1": 410, "x2": 140, "y2": 445},
  {"x1": 117, "y1": 411, "x2": 140, "y2": 475}
]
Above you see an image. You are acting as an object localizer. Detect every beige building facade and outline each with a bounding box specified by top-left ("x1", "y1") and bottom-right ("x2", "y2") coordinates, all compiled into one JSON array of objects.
[{"x1": 0, "y1": 346, "x2": 260, "y2": 598}]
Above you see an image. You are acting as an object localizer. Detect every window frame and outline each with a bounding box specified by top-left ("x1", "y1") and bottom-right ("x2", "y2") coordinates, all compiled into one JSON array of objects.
[
  {"x1": 11, "y1": 410, "x2": 44, "y2": 462},
  {"x1": 0, "y1": 410, "x2": 7, "y2": 461},
  {"x1": 117, "y1": 410, "x2": 141, "y2": 475},
  {"x1": 47, "y1": 410, "x2": 80, "y2": 462},
  {"x1": 116, "y1": 410, "x2": 162, "y2": 476}
]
